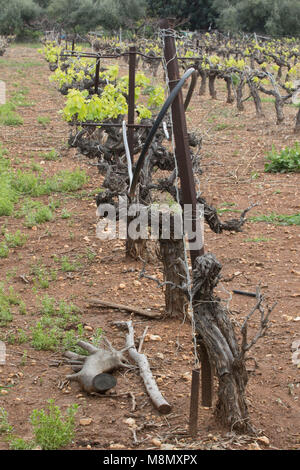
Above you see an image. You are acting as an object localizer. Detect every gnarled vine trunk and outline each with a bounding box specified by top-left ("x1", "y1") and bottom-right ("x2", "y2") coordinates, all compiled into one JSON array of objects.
[
  {"x1": 159, "y1": 214, "x2": 187, "y2": 318},
  {"x1": 192, "y1": 253, "x2": 254, "y2": 434},
  {"x1": 294, "y1": 107, "x2": 300, "y2": 133}
]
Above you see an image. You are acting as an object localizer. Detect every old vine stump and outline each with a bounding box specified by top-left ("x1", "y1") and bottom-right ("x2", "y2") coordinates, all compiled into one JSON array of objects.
[{"x1": 192, "y1": 253, "x2": 254, "y2": 433}]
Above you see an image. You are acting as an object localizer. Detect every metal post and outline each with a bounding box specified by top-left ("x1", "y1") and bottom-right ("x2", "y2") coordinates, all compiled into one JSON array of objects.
[
  {"x1": 189, "y1": 369, "x2": 200, "y2": 436},
  {"x1": 199, "y1": 341, "x2": 213, "y2": 407},
  {"x1": 95, "y1": 57, "x2": 100, "y2": 94},
  {"x1": 161, "y1": 18, "x2": 213, "y2": 419},
  {"x1": 161, "y1": 18, "x2": 202, "y2": 265},
  {"x1": 128, "y1": 46, "x2": 136, "y2": 162}
]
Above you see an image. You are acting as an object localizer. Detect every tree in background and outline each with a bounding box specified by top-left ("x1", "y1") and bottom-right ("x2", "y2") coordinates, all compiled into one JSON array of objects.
[
  {"x1": 213, "y1": 0, "x2": 300, "y2": 36},
  {"x1": 213, "y1": 0, "x2": 272, "y2": 33},
  {"x1": 0, "y1": 0, "x2": 147, "y2": 37},
  {"x1": 146, "y1": 0, "x2": 217, "y2": 30},
  {"x1": 0, "y1": 0, "x2": 42, "y2": 36},
  {"x1": 46, "y1": 0, "x2": 147, "y2": 34},
  {"x1": 46, "y1": 0, "x2": 99, "y2": 33},
  {"x1": 265, "y1": 0, "x2": 300, "y2": 37},
  {"x1": 0, "y1": 0, "x2": 299, "y2": 39}
]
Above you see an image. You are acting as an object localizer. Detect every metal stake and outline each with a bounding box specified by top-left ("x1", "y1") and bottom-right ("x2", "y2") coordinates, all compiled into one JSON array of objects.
[
  {"x1": 95, "y1": 57, "x2": 101, "y2": 94},
  {"x1": 189, "y1": 369, "x2": 200, "y2": 436},
  {"x1": 128, "y1": 46, "x2": 136, "y2": 162},
  {"x1": 161, "y1": 18, "x2": 213, "y2": 428}
]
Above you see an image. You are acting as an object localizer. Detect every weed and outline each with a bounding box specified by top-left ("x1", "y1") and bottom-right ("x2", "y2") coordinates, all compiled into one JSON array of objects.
[
  {"x1": 0, "y1": 284, "x2": 13, "y2": 326},
  {"x1": 29, "y1": 161, "x2": 44, "y2": 173},
  {"x1": 7, "y1": 329, "x2": 28, "y2": 345},
  {"x1": 265, "y1": 142, "x2": 300, "y2": 173},
  {"x1": 61, "y1": 208, "x2": 72, "y2": 219},
  {"x1": 8, "y1": 437, "x2": 35, "y2": 450},
  {"x1": 55, "y1": 255, "x2": 82, "y2": 272},
  {"x1": 0, "y1": 408, "x2": 13, "y2": 434},
  {"x1": 40, "y1": 149, "x2": 60, "y2": 161},
  {"x1": 17, "y1": 200, "x2": 54, "y2": 228},
  {"x1": 40, "y1": 295, "x2": 56, "y2": 316},
  {"x1": 37, "y1": 116, "x2": 51, "y2": 127},
  {"x1": 0, "y1": 103, "x2": 23, "y2": 126},
  {"x1": 20, "y1": 350, "x2": 27, "y2": 366},
  {"x1": 0, "y1": 242, "x2": 9, "y2": 258},
  {"x1": 214, "y1": 123, "x2": 230, "y2": 131},
  {"x1": 31, "y1": 262, "x2": 57, "y2": 289},
  {"x1": 250, "y1": 212, "x2": 300, "y2": 226},
  {"x1": 31, "y1": 296, "x2": 81, "y2": 351},
  {"x1": 11, "y1": 87, "x2": 34, "y2": 107},
  {"x1": 30, "y1": 400, "x2": 78, "y2": 450},
  {"x1": 3, "y1": 230, "x2": 28, "y2": 248},
  {"x1": 86, "y1": 248, "x2": 96, "y2": 261},
  {"x1": 244, "y1": 236, "x2": 273, "y2": 242},
  {"x1": 48, "y1": 169, "x2": 88, "y2": 193}
]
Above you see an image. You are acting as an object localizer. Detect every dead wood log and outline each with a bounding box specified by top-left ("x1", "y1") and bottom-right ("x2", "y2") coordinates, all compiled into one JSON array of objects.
[
  {"x1": 64, "y1": 338, "x2": 131, "y2": 394},
  {"x1": 114, "y1": 320, "x2": 172, "y2": 414},
  {"x1": 89, "y1": 298, "x2": 161, "y2": 319}
]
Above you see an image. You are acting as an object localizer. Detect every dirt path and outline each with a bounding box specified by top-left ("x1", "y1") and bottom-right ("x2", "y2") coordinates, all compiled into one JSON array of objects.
[{"x1": 0, "y1": 45, "x2": 299, "y2": 451}]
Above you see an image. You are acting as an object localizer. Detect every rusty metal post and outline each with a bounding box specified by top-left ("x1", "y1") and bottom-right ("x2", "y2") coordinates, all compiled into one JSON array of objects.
[
  {"x1": 128, "y1": 46, "x2": 136, "y2": 162},
  {"x1": 161, "y1": 18, "x2": 202, "y2": 265},
  {"x1": 189, "y1": 369, "x2": 200, "y2": 436},
  {"x1": 95, "y1": 57, "x2": 100, "y2": 94},
  {"x1": 161, "y1": 18, "x2": 213, "y2": 418},
  {"x1": 199, "y1": 341, "x2": 213, "y2": 407}
]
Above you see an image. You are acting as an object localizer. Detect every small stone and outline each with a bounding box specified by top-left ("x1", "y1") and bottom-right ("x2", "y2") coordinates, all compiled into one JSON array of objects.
[
  {"x1": 109, "y1": 443, "x2": 126, "y2": 449},
  {"x1": 248, "y1": 442, "x2": 261, "y2": 450},
  {"x1": 1, "y1": 389, "x2": 8, "y2": 395},
  {"x1": 124, "y1": 418, "x2": 136, "y2": 427},
  {"x1": 182, "y1": 372, "x2": 192, "y2": 382},
  {"x1": 151, "y1": 438, "x2": 162, "y2": 447},
  {"x1": 257, "y1": 436, "x2": 270, "y2": 446},
  {"x1": 282, "y1": 315, "x2": 293, "y2": 322},
  {"x1": 119, "y1": 283, "x2": 126, "y2": 289},
  {"x1": 80, "y1": 418, "x2": 93, "y2": 426},
  {"x1": 84, "y1": 325, "x2": 93, "y2": 331},
  {"x1": 148, "y1": 334, "x2": 162, "y2": 342},
  {"x1": 133, "y1": 280, "x2": 141, "y2": 286}
]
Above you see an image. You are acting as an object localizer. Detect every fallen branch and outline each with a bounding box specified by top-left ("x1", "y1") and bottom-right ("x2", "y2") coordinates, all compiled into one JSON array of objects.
[
  {"x1": 89, "y1": 298, "x2": 161, "y2": 319},
  {"x1": 114, "y1": 320, "x2": 172, "y2": 414}
]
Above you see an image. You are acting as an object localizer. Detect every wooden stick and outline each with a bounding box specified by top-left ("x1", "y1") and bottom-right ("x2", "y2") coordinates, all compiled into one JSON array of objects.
[
  {"x1": 114, "y1": 320, "x2": 172, "y2": 414},
  {"x1": 89, "y1": 298, "x2": 161, "y2": 319}
]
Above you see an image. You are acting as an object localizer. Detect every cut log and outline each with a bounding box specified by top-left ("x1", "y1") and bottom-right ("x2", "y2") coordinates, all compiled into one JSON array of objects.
[{"x1": 64, "y1": 338, "x2": 130, "y2": 394}]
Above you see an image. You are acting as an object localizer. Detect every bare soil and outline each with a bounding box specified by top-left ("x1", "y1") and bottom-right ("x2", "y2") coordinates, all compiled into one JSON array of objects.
[{"x1": 0, "y1": 45, "x2": 299, "y2": 451}]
